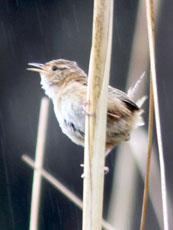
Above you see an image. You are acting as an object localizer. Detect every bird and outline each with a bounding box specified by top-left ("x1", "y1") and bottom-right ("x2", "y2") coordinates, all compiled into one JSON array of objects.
[{"x1": 28, "y1": 59, "x2": 145, "y2": 158}]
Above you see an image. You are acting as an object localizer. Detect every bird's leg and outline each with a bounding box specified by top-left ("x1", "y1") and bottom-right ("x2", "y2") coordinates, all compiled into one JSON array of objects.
[
  {"x1": 105, "y1": 145, "x2": 114, "y2": 158},
  {"x1": 104, "y1": 145, "x2": 114, "y2": 174},
  {"x1": 80, "y1": 146, "x2": 113, "y2": 178},
  {"x1": 107, "y1": 111, "x2": 121, "y2": 119},
  {"x1": 82, "y1": 101, "x2": 94, "y2": 116}
]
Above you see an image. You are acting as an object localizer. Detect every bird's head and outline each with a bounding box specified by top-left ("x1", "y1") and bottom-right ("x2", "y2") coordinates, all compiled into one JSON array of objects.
[
  {"x1": 28, "y1": 59, "x2": 82, "y2": 84},
  {"x1": 27, "y1": 59, "x2": 87, "y2": 98}
]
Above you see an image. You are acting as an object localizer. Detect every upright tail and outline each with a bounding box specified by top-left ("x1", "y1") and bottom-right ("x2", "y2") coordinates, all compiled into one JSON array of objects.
[
  {"x1": 127, "y1": 72, "x2": 146, "y2": 101},
  {"x1": 128, "y1": 72, "x2": 147, "y2": 128}
]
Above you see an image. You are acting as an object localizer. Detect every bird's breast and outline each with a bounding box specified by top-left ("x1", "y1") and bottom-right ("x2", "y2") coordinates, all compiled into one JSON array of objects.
[{"x1": 52, "y1": 91, "x2": 86, "y2": 146}]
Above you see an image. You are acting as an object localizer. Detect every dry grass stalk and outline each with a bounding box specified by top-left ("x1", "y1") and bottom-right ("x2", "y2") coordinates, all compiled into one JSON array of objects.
[
  {"x1": 108, "y1": 2, "x2": 149, "y2": 228},
  {"x1": 82, "y1": 0, "x2": 113, "y2": 229},
  {"x1": 140, "y1": 77, "x2": 154, "y2": 229},
  {"x1": 22, "y1": 154, "x2": 116, "y2": 230},
  {"x1": 145, "y1": 0, "x2": 169, "y2": 229},
  {"x1": 108, "y1": 1, "x2": 163, "y2": 228},
  {"x1": 29, "y1": 97, "x2": 49, "y2": 230}
]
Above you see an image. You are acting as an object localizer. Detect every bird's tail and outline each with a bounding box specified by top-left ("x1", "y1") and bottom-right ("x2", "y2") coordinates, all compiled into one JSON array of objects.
[
  {"x1": 128, "y1": 72, "x2": 147, "y2": 128},
  {"x1": 127, "y1": 72, "x2": 146, "y2": 103}
]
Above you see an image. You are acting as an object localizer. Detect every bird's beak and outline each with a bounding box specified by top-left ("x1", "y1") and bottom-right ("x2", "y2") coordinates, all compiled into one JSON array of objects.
[{"x1": 27, "y1": 63, "x2": 47, "y2": 74}]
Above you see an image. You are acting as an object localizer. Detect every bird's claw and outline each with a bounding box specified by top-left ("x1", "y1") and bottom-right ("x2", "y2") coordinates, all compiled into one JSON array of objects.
[
  {"x1": 82, "y1": 101, "x2": 94, "y2": 116},
  {"x1": 80, "y1": 164, "x2": 109, "y2": 178}
]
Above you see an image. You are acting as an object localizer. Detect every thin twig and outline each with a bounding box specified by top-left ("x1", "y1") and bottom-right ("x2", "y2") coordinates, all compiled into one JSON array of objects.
[
  {"x1": 22, "y1": 154, "x2": 116, "y2": 230},
  {"x1": 145, "y1": 0, "x2": 169, "y2": 229},
  {"x1": 140, "y1": 77, "x2": 154, "y2": 229},
  {"x1": 29, "y1": 97, "x2": 49, "y2": 230}
]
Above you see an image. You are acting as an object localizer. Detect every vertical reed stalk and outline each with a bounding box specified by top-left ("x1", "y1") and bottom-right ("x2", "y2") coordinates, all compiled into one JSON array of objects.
[
  {"x1": 145, "y1": 0, "x2": 169, "y2": 229},
  {"x1": 140, "y1": 77, "x2": 154, "y2": 229},
  {"x1": 82, "y1": 0, "x2": 114, "y2": 230}
]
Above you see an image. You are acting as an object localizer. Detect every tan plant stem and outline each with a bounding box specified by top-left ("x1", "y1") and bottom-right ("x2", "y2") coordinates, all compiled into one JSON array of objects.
[
  {"x1": 29, "y1": 97, "x2": 49, "y2": 230},
  {"x1": 22, "y1": 154, "x2": 116, "y2": 230},
  {"x1": 140, "y1": 77, "x2": 154, "y2": 230},
  {"x1": 82, "y1": 0, "x2": 113, "y2": 230},
  {"x1": 145, "y1": 0, "x2": 169, "y2": 229}
]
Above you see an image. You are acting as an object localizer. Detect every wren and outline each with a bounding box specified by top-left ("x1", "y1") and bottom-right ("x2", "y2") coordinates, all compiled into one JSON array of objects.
[{"x1": 28, "y1": 59, "x2": 145, "y2": 156}]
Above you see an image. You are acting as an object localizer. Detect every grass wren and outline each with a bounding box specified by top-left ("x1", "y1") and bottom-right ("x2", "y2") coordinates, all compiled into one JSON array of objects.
[{"x1": 28, "y1": 59, "x2": 145, "y2": 157}]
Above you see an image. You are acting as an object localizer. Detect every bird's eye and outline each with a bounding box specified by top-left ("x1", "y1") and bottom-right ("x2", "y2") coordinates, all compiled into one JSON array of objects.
[{"x1": 52, "y1": 66, "x2": 58, "y2": 71}]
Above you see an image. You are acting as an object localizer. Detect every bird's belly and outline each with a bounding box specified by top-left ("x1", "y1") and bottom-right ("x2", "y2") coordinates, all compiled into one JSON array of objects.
[
  {"x1": 53, "y1": 100, "x2": 85, "y2": 146},
  {"x1": 53, "y1": 97, "x2": 138, "y2": 147},
  {"x1": 55, "y1": 112, "x2": 131, "y2": 147}
]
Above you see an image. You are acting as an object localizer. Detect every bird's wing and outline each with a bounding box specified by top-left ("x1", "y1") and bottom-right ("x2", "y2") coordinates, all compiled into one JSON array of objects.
[
  {"x1": 107, "y1": 86, "x2": 139, "y2": 120},
  {"x1": 108, "y1": 86, "x2": 139, "y2": 110}
]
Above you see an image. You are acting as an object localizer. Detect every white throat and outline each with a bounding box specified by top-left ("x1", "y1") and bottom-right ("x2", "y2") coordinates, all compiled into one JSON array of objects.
[{"x1": 40, "y1": 76, "x2": 57, "y2": 99}]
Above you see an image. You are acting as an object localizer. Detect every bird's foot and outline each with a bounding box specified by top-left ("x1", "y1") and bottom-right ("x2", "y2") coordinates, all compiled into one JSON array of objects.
[
  {"x1": 104, "y1": 166, "x2": 109, "y2": 174},
  {"x1": 80, "y1": 164, "x2": 85, "y2": 178},
  {"x1": 82, "y1": 101, "x2": 94, "y2": 116},
  {"x1": 80, "y1": 164, "x2": 109, "y2": 178}
]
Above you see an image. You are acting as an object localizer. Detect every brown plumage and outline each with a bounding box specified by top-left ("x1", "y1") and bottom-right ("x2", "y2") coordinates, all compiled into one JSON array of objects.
[{"x1": 28, "y1": 59, "x2": 145, "y2": 156}]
